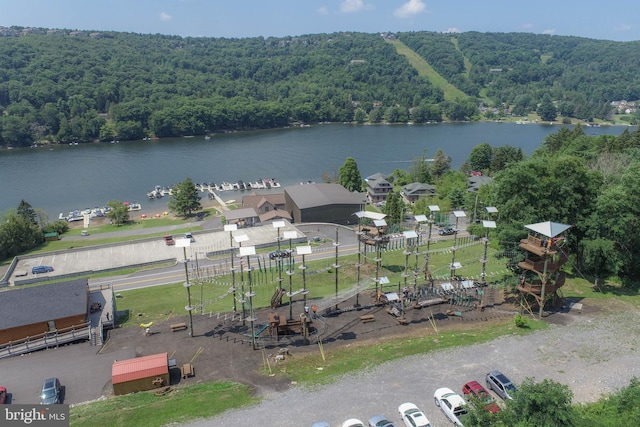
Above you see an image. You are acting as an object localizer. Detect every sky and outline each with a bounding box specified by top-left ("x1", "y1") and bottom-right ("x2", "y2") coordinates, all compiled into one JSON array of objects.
[{"x1": 1, "y1": 0, "x2": 639, "y2": 42}]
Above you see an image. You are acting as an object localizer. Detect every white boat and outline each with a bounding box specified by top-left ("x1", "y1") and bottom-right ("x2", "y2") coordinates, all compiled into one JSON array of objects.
[{"x1": 127, "y1": 202, "x2": 142, "y2": 211}]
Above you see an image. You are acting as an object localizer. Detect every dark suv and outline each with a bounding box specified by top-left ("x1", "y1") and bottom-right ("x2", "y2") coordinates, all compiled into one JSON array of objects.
[
  {"x1": 269, "y1": 250, "x2": 290, "y2": 260},
  {"x1": 40, "y1": 377, "x2": 61, "y2": 404},
  {"x1": 438, "y1": 227, "x2": 456, "y2": 236},
  {"x1": 486, "y1": 370, "x2": 517, "y2": 400}
]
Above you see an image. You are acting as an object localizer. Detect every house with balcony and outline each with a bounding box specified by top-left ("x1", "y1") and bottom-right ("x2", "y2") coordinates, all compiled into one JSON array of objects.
[{"x1": 365, "y1": 173, "x2": 392, "y2": 204}]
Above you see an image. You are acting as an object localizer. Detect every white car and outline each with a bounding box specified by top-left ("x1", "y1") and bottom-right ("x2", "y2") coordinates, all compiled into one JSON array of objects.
[
  {"x1": 398, "y1": 402, "x2": 431, "y2": 427},
  {"x1": 434, "y1": 387, "x2": 468, "y2": 427},
  {"x1": 342, "y1": 419, "x2": 365, "y2": 427}
]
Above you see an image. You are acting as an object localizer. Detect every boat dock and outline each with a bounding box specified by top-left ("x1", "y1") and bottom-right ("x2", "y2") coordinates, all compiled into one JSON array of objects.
[{"x1": 146, "y1": 178, "x2": 281, "y2": 199}]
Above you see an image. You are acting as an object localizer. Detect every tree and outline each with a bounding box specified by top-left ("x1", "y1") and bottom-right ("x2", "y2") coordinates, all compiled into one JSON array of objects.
[
  {"x1": 368, "y1": 107, "x2": 384, "y2": 123},
  {"x1": 500, "y1": 378, "x2": 576, "y2": 427},
  {"x1": 168, "y1": 178, "x2": 202, "y2": 218},
  {"x1": 339, "y1": 157, "x2": 363, "y2": 192},
  {"x1": 468, "y1": 143, "x2": 493, "y2": 172},
  {"x1": 537, "y1": 94, "x2": 557, "y2": 122},
  {"x1": 16, "y1": 200, "x2": 38, "y2": 225},
  {"x1": 429, "y1": 149, "x2": 452, "y2": 180},
  {"x1": 383, "y1": 191, "x2": 404, "y2": 225},
  {"x1": 0, "y1": 211, "x2": 44, "y2": 259},
  {"x1": 106, "y1": 200, "x2": 130, "y2": 226},
  {"x1": 353, "y1": 108, "x2": 367, "y2": 123},
  {"x1": 409, "y1": 150, "x2": 431, "y2": 183},
  {"x1": 491, "y1": 145, "x2": 524, "y2": 173}
]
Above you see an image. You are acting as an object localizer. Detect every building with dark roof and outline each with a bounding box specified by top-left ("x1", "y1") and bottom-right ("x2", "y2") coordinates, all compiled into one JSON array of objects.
[
  {"x1": 468, "y1": 175, "x2": 494, "y2": 192},
  {"x1": 401, "y1": 182, "x2": 437, "y2": 203},
  {"x1": 365, "y1": 173, "x2": 392, "y2": 204},
  {"x1": 0, "y1": 279, "x2": 89, "y2": 345},
  {"x1": 224, "y1": 207, "x2": 260, "y2": 228},
  {"x1": 284, "y1": 183, "x2": 366, "y2": 225}
]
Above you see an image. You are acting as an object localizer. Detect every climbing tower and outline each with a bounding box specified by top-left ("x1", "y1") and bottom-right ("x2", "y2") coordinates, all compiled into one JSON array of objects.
[{"x1": 516, "y1": 221, "x2": 570, "y2": 317}]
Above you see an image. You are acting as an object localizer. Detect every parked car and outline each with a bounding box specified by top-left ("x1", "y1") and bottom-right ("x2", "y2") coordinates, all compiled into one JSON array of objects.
[
  {"x1": 311, "y1": 422, "x2": 331, "y2": 427},
  {"x1": 184, "y1": 232, "x2": 195, "y2": 242},
  {"x1": 398, "y1": 402, "x2": 431, "y2": 427},
  {"x1": 368, "y1": 415, "x2": 395, "y2": 427},
  {"x1": 342, "y1": 419, "x2": 365, "y2": 427},
  {"x1": 462, "y1": 380, "x2": 500, "y2": 413},
  {"x1": 32, "y1": 265, "x2": 54, "y2": 274},
  {"x1": 164, "y1": 235, "x2": 175, "y2": 245},
  {"x1": 0, "y1": 386, "x2": 6, "y2": 404},
  {"x1": 269, "y1": 249, "x2": 290, "y2": 260},
  {"x1": 486, "y1": 370, "x2": 518, "y2": 400},
  {"x1": 434, "y1": 387, "x2": 468, "y2": 426},
  {"x1": 40, "y1": 377, "x2": 61, "y2": 404},
  {"x1": 438, "y1": 227, "x2": 456, "y2": 236}
]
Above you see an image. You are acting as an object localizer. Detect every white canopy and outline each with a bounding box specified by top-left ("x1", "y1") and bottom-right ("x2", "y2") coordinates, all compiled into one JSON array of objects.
[
  {"x1": 355, "y1": 211, "x2": 386, "y2": 220},
  {"x1": 525, "y1": 221, "x2": 571, "y2": 238}
]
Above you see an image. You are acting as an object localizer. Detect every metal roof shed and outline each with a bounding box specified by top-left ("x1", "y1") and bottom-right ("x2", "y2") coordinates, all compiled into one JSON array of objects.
[{"x1": 112, "y1": 352, "x2": 169, "y2": 395}]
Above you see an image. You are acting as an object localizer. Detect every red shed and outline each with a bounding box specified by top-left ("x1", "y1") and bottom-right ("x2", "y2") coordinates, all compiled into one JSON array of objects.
[{"x1": 112, "y1": 352, "x2": 169, "y2": 396}]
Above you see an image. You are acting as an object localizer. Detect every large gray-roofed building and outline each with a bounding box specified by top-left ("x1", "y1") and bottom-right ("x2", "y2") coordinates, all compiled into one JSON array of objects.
[
  {"x1": 284, "y1": 183, "x2": 366, "y2": 225},
  {"x1": 0, "y1": 279, "x2": 89, "y2": 345}
]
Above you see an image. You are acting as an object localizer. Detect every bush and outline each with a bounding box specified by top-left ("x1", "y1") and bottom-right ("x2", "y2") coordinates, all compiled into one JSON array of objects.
[
  {"x1": 42, "y1": 220, "x2": 70, "y2": 235},
  {"x1": 514, "y1": 313, "x2": 528, "y2": 328}
]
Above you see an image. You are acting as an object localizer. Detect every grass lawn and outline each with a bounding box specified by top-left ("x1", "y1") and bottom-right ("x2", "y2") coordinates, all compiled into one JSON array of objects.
[
  {"x1": 117, "y1": 237, "x2": 512, "y2": 327},
  {"x1": 14, "y1": 209, "x2": 220, "y2": 256},
  {"x1": 280, "y1": 317, "x2": 547, "y2": 385},
  {"x1": 70, "y1": 381, "x2": 257, "y2": 427}
]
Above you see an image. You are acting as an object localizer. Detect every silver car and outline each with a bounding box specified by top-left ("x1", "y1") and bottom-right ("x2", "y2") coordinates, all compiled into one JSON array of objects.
[{"x1": 486, "y1": 370, "x2": 517, "y2": 400}]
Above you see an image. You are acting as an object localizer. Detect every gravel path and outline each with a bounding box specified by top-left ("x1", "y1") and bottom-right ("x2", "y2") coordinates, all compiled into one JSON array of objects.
[{"x1": 182, "y1": 309, "x2": 640, "y2": 427}]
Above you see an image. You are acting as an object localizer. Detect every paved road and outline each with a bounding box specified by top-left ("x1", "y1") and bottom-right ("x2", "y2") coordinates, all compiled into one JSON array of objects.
[{"x1": 0, "y1": 341, "x2": 135, "y2": 405}]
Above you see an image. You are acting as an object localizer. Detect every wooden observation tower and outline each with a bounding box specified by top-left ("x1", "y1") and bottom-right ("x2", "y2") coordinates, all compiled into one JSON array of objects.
[{"x1": 517, "y1": 221, "x2": 570, "y2": 317}]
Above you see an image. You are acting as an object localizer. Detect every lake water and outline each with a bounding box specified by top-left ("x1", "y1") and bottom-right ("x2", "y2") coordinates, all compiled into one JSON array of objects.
[{"x1": 0, "y1": 122, "x2": 627, "y2": 219}]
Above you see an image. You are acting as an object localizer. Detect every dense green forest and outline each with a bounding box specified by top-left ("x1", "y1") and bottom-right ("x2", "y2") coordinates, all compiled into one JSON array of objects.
[{"x1": 2, "y1": 27, "x2": 640, "y2": 147}]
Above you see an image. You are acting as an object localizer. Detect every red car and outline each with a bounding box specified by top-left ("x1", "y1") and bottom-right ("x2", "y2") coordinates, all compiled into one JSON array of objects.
[
  {"x1": 0, "y1": 386, "x2": 7, "y2": 404},
  {"x1": 164, "y1": 235, "x2": 175, "y2": 246},
  {"x1": 462, "y1": 380, "x2": 500, "y2": 413}
]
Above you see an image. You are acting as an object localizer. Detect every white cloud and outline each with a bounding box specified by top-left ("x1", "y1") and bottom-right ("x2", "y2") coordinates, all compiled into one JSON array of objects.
[
  {"x1": 160, "y1": 11, "x2": 172, "y2": 21},
  {"x1": 542, "y1": 29, "x2": 556, "y2": 35},
  {"x1": 317, "y1": 7, "x2": 329, "y2": 16},
  {"x1": 394, "y1": 0, "x2": 427, "y2": 18},
  {"x1": 340, "y1": 0, "x2": 364, "y2": 13},
  {"x1": 444, "y1": 27, "x2": 459, "y2": 34}
]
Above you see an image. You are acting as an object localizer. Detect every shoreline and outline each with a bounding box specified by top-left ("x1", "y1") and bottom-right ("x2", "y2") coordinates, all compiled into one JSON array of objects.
[
  {"x1": 6, "y1": 119, "x2": 634, "y2": 152},
  {"x1": 67, "y1": 196, "x2": 224, "y2": 228}
]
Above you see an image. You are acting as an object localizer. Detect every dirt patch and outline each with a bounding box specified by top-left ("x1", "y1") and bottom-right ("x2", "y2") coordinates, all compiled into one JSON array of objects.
[{"x1": 101, "y1": 287, "x2": 527, "y2": 397}]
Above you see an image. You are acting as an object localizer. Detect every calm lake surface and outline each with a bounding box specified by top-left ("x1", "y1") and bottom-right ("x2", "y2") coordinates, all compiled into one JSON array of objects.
[{"x1": 0, "y1": 122, "x2": 628, "y2": 218}]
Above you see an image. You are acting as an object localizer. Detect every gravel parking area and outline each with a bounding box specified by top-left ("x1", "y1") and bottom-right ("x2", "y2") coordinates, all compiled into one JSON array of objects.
[{"x1": 183, "y1": 307, "x2": 640, "y2": 427}]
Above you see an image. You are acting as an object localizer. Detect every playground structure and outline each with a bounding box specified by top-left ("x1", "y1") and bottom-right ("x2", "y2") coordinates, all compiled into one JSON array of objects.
[
  {"x1": 182, "y1": 211, "x2": 529, "y2": 349},
  {"x1": 266, "y1": 311, "x2": 311, "y2": 341},
  {"x1": 516, "y1": 221, "x2": 571, "y2": 317},
  {"x1": 357, "y1": 223, "x2": 390, "y2": 247}
]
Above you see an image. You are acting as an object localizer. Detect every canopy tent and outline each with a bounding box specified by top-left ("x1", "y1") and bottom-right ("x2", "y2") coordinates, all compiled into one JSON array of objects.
[
  {"x1": 354, "y1": 211, "x2": 386, "y2": 220},
  {"x1": 525, "y1": 221, "x2": 571, "y2": 238}
]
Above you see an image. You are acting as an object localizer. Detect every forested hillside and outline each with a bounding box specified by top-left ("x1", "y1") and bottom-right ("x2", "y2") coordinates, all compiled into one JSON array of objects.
[{"x1": 1, "y1": 27, "x2": 640, "y2": 147}]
